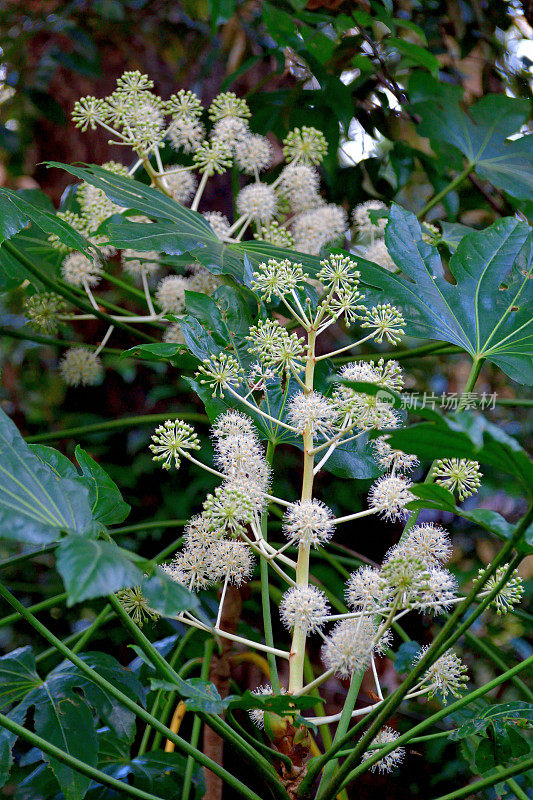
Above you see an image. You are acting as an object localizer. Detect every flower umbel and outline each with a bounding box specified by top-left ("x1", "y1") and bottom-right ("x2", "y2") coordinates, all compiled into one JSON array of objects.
[
  {"x1": 434, "y1": 459, "x2": 482, "y2": 501},
  {"x1": 150, "y1": 419, "x2": 201, "y2": 470}
]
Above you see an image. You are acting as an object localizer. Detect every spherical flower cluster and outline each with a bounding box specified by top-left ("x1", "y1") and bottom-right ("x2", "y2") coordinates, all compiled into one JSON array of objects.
[
  {"x1": 195, "y1": 352, "x2": 245, "y2": 397},
  {"x1": 415, "y1": 648, "x2": 468, "y2": 701},
  {"x1": 318, "y1": 254, "x2": 360, "y2": 291},
  {"x1": 291, "y1": 204, "x2": 347, "y2": 255},
  {"x1": 203, "y1": 211, "x2": 231, "y2": 240},
  {"x1": 193, "y1": 140, "x2": 233, "y2": 175},
  {"x1": 288, "y1": 392, "x2": 337, "y2": 438},
  {"x1": 280, "y1": 585, "x2": 329, "y2": 633},
  {"x1": 61, "y1": 252, "x2": 102, "y2": 288},
  {"x1": 278, "y1": 164, "x2": 321, "y2": 213},
  {"x1": 156, "y1": 275, "x2": 189, "y2": 314},
  {"x1": 352, "y1": 200, "x2": 388, "y2": 236},
  {"x1": 122, "y1": 249, "x2": 160, "y2": 278},
  {"x1": 235, "y1": 134, "x2": 272, "y2": 174},
  {"x1": 480, "y1": 564, "x2": 524, "y2": 614},
  {"x1": 211, "y1": 116, "x2": 249, "y2": 147},
  {"x1": 322, "y1": 617, "x2": 378, "y2": 678},
  {"x1": 116, "y1": 586, "x2": 159, "y2": 627},
  {"x1": 247, "y1": 318, "x2": 305, "y2": 375},
  {"x1": 401, "y1": 524, "x2": 452, "y2": 567},
  {"x1": 334, "y1": 359, "x2": 402, "y2": 431},
  {"x1": 251, "y1": 258, "x2": 306, "y2": 302},
  {"x1": 149, "y1": 419, "x2": 201, "y2": 470},
  {"x1": 167, "y1": 117, "x2": 205, "y2": 153},
  {"x1": 162, "y1": 168, "x2": 197, "y2": 203},
  {"x1": 357, "y1": 304, "x2": 405, "y2": 345},
  {"x1": 25, "y1": 293, "x2": 68, "y2": 335},
  {"x1": 368, "y1": 475, "x2": 414, "y2": 521},
  {"x1": 236, "y1": 183, "x2": 277, "y2": 223},
  {"x1": 346, "y1": 566, "x2": 390, "y2": 611},
  {"x1": 372, "y1": 437, "x2": 419, "y2": 473},
  {"x1": 209, "y1": 92, "x2": 251, "y2": 122},
  {"x1": 282, "y1": 126, "x2": 328, "y2": 165},
  {"x1": 208, "y1": 539, "x2": 254, "y2": 585},
  {"x1": 59, "y1": 347, "x2": 103, "y2": 386},
  {"x1": 283, "y1": 499, "x2": 335, "y2": 548},
  {"x1": 434, "y1": 459, "x2": 482, "y2": 501},
  {"x1": 361, "y1": 727, "x2": 405, "y2": 773}
]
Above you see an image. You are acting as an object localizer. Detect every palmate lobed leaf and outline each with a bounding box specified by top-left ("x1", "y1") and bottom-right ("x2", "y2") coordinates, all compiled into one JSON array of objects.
[
  {"x1": 409, "y1": 72, "x2": 533, "y2": 200},
  {"x1": 31, "y1": 444, "x2": 130, "y2": 526},
  {"x1": 44, "y1": 162, "x2": 322, "y2": 278},
  {"x1": 0, "y1": 648, "x2": 145, "y2": 800},
  {"x1": 356, "y1": 206, "x2": 533, "y2": 384},
  {"x1": 0, "y1": 409, "x2": 97, "y2": 545}
]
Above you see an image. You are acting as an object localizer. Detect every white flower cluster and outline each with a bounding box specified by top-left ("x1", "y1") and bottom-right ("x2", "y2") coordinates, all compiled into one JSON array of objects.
[
  {"x1": 322, "y1": 523, "x2": 458, "y2": 679},
  {"x1": 352, "y1": 199, "x2": 397, "y2": 272},
  {"x1": 157, "y1": 411, "x2": 269, "y2": 592}
]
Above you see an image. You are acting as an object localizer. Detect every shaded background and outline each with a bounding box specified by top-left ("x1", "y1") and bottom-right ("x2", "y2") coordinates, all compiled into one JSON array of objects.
[{"x1": 0, "y1": 1, "x2": 532, "y2": 798}]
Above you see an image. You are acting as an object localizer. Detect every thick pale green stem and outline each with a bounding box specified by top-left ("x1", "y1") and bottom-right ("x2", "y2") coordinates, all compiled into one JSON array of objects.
[
  {"x1": 261, "y1": 440, "x2": 280, "y2": 693},
  {"x1": 288, "y1": 330, "x2": 316, "y2": 694}
]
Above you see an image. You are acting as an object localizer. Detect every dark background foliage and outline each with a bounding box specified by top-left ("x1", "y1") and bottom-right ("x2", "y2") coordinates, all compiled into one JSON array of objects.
[{"x1": 0, "y1": 1, "x2": 531, "y2": 798}]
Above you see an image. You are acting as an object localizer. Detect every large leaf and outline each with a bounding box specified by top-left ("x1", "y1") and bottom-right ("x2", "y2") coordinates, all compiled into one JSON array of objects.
[
  {"x1": 45, "y1": 163, "x2": 322, "y2": 279},
  {"x1": 0, "y1": 187, "x2": 89, "y2": 251},
  {"x1": 141, "y1": 570, "x2": 202, "y2": 618},
  {"x1": 410, "y1": 73, "x2": 533, "y2": 200},
  {"x1": 56, "y1": 538, "x2": 144, "y2": 605},
  {"x1": 387, "y1": 410, "x2": 533, "y2": 493},
  {"x1": 85, "y1": 730, "x2": 205, "y2": 800},
  {"x1": 74, "y1": 447, "x2": 130, "y2": 526},
  {"x1": 356, "y1": 206, "x2": 533, "y2": 384},
  {"x1": 0, "y1": 648, "x2": 145, "y2": 800},
  {"x1": 450, "y1": 701, "x2": 533, "y2": 740},
  {"x1": 32, "y1": 444, "x2": 130, "y2": 527},
  {"x1": 0, "y1": 409, "x2": 96, "y2": 545}
]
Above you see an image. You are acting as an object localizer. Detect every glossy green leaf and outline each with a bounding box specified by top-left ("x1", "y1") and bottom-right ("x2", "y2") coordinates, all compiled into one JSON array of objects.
[
  {"x1": 141, "y1": 569, "x2": 202, "y2": 618},
  {"x1": 32, "y1": 444, "x2": 130, "y2": 527},
  {"x1": 74, "y1": 447, "x2": 130, "y2": 525},
  {"x1": 410, "y1": 74, "x2": 533, "y2": 199},
  {"x1": 0, "y1": 648, "x2": 145, "y2": 797},
  {"x1": 56, "y1": 538, "x2": 143, "y2": 605},
  {"x1": 450, "y1": 701, "x2": 533, "y2": 739},
  {"x1": 388, "y1": 410, "x2": 533, "y2": 492},
  {"x1": 0, "y1": 187, "x2": 89, "y2": 251},
  {"x1": 150, "y1": 678, "x2": 228, "y2": 714},
  {"x1": 45, "y1": 163, "x2": 322, "y2": 280},
  {"x1": 0, "y1": 408, "x2": 96, "y2": 545},
  {"x1": 357, "y1": 206, "x2": 533, "y2": 384}
]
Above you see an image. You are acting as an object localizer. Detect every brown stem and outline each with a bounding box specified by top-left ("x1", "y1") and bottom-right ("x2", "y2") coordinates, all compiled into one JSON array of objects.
[{"x1": 202, "y1": 586, "x2": 242, "y2": 800}]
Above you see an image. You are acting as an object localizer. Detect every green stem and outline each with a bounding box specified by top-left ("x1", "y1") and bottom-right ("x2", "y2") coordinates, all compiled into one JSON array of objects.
[
  {"x1": 148, "y1": 629, "x2": 199, "y2": 753},
  {"x1": 505, "y1": 777, "x2": 530, "y2": 800},
  {"x1": 181, "y1": 639, "x2": 214, "y2": 800},
  {"x1": 318, "y1": 672, "x2": 364, "y2": 797},
  {"x1": 428, "y1": 755, "x2": 533, "y2": 800},
  {"x1": 25, "y1": 413, "x2": 207, "y2": 443},
  {"x1": 0, "y1": 592, "x2": 68, "y2": 629},
  {"x1": 417, "y1": 164, "x2": 475, "y2": 219},
  {"x1": 36, "y1": 615, "x2": 115, "y2": 665},
  {"x1": 0, "y1": 325, "x2": 123, "y2": 353},
  {"x1": 303, "y1": 656, "x2": 333, "y2": 751},
  {"x1": 0, "y1": 546, "x2": 55, "y2": 570},
  {"x1": 0, "y1": 710, "x2": 170, "y2": 800},
  {"x1": 0, "y1": 583, "x2": 264, "y2": 800},
  {"x1": 71, "y1": 603, "x2": 112, "y2": 654},
  {"x1": 3, "y1": 240, "x2": 156, "y2": 343},
  {"x1": 107, "y1": 595, "x2": 283, "y2": 790},
  {"x1": 261, "y1": 439, "x2": 280, "y2": 693},
  {"x1": 463, "y1": 630, "x2": 533, "y2": 701}
]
